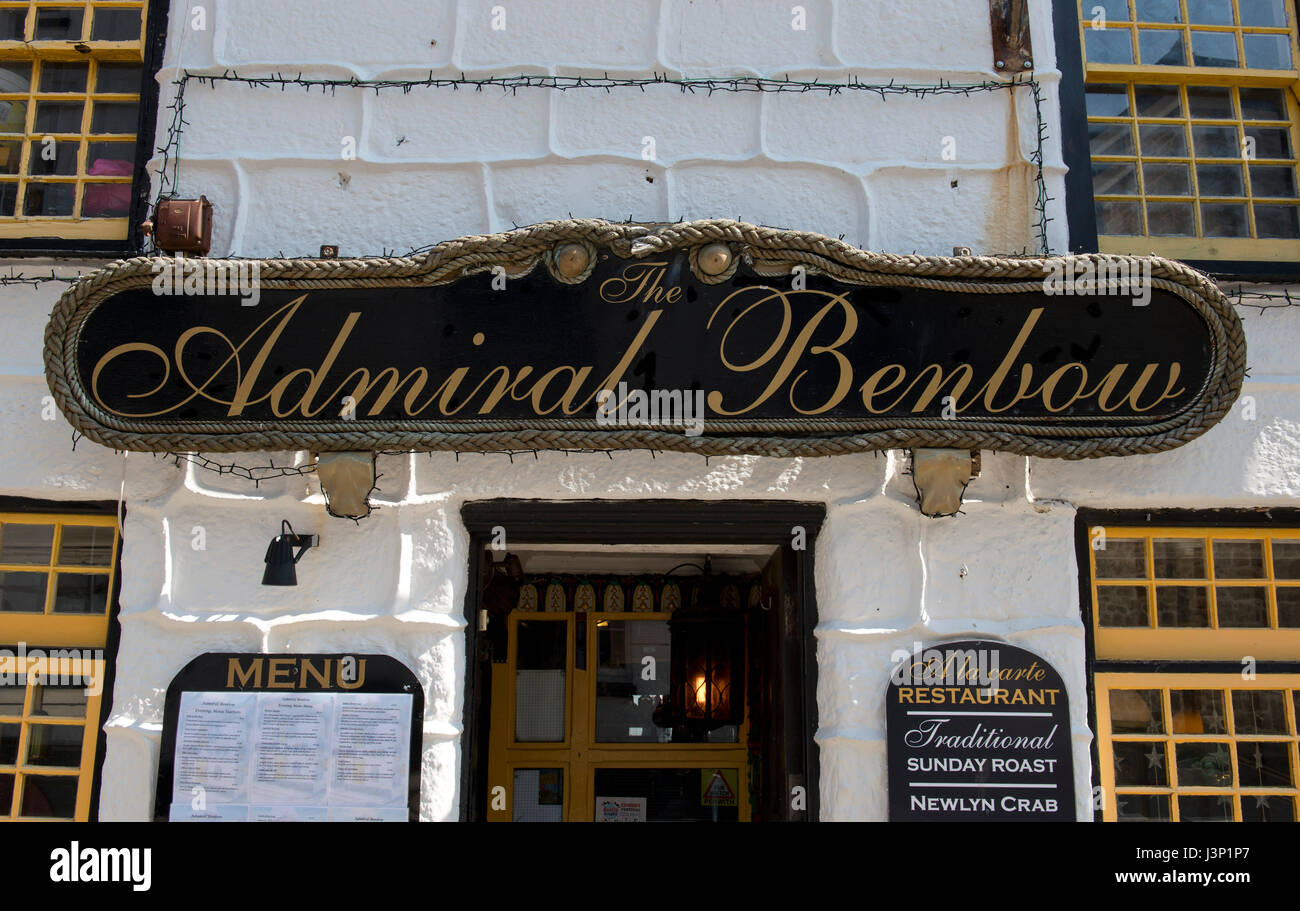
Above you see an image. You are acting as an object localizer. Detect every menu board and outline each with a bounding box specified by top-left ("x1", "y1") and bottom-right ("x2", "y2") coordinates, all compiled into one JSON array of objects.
[
  {"x1": 156, "y1": 654, "x2": 422, "y2": 822},
  {"x1": 885, "y1": 639, "x2": 1075, "y2": 821}
]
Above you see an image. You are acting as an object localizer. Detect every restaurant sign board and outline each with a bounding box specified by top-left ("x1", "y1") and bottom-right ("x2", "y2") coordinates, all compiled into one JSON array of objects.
[
  {"x1": 886, "y1": 639, "x2": 1075, "y2": 821},
  {"x1": 44, "y1": 220, "x2": 1244, "y2": 458}
]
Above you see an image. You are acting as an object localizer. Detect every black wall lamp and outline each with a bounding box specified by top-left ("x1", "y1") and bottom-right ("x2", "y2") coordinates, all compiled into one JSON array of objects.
[
  {"x1": 262, "y1": 520, "x2": 319, "y2": 586},
  {"x1": 661, "y1": 556, "x2": 746, "y2": 738}
]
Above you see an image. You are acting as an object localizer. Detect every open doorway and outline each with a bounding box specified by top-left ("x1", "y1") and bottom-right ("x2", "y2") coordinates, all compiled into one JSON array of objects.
[{"x1": 459, "y1": 500, "x2": 824, "y2": 822}]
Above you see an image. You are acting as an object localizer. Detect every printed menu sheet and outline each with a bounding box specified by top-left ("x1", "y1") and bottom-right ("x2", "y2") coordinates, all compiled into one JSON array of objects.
[{"x1": 169, "y1": 691, "x2": 411, "y2": 822}]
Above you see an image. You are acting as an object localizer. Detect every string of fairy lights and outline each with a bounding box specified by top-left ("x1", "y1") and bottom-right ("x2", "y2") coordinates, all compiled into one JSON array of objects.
[{"x1": 13, "y1": 68, "x2": 1300, "y2": 491}]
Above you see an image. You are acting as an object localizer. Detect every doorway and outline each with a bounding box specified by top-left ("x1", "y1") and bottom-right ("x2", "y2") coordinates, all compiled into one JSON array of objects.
[{"x1": 459, "y1": 500, "x2": 824, "y2": 822}]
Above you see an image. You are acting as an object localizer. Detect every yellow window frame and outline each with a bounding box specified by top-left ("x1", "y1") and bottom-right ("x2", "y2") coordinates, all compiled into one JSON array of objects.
[
  {"x1": 1096, "y1": 672, "x2": 1299, "y2": 821},
  {"x1": 487, "y1": 611, "x2": 751, "y2": 822},
  {"x1": 0, "y1": 1, "x2": 149, "y2": 241},
  {"x1": 1088, "y1": 526, "x2": 1300, "y2": 661},
  {"x1": 1077, "y1": 0, "x2": 1300, "y2": 260},
  {"x1": 0, "y1": 653, "x2": 106, "y2": 820},
  {"x1": 0, "y1": 512, "x2": 119, "y2": 649}
]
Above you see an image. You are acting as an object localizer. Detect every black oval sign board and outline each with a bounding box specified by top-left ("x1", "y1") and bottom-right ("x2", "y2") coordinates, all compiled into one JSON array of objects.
[
  {"x1": 886, "y1": 639, "x2": 1075, "y2": 821},
  {"x1": 45, "y1": 220, "x2": 1244, "y2": 458}
]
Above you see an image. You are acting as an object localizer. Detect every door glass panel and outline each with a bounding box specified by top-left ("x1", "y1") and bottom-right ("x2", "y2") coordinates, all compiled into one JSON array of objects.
[
  {"x1": 511, "y1": 767, "x2": 562, "y2": 822},
  {"x1": 593, "y1": 767, "x2": 740, "y2": 822},
  {"x1": 514, "y1": 620, "x2": 566, "y2": 742},
  {"x1": 596, "y1": 619, "x2": 671, "y2": 742}
]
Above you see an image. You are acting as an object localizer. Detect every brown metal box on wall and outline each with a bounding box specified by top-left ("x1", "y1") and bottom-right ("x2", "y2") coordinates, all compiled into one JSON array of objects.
[{"x1": 149, "y1": 196, "x2": 212, "y2": 254}]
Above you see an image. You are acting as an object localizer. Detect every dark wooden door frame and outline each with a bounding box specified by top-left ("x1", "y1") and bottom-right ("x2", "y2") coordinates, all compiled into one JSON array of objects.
[{"x1": 457, "y1": 498, "x2": 826, "y2": 822}]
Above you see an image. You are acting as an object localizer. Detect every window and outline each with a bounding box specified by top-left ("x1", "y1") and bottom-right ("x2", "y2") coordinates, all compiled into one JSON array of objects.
[
  {"x1": 0, "y1": 1, "x2": 154, "y2": 246},
  {"x1": 0, "y1": 511, "x2": 119, "y2": 820},
  {"x1": 1087, "y1": 524, "x2": 1300, "y2": 821},
  {"x1": 1078, "y1": 0, "x2": 1300, "y2": 261}
]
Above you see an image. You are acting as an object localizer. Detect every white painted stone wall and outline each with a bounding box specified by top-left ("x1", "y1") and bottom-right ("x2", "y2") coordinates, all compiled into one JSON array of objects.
[{"x1": 0, "y1": 0, "x2": 1294, "y2": 822}]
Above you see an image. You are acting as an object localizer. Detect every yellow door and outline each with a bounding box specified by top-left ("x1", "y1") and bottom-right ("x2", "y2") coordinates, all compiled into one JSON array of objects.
[{"x1": 487, "y1": 610, "x2": 750, "y2": 822}]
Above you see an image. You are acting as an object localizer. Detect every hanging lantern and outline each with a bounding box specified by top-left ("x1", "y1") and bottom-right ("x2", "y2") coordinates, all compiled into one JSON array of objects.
[{"x1": 667, "y1": 557, "x2": 745, "y2": 737}]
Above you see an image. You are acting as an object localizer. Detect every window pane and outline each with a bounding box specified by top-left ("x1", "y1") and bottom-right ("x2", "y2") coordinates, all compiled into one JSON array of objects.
[
  {"x1": 1185, "y1": 0, "x2": 1233, "y2": 24},
  {"x1": 0, "y1": 99, "x2": 27, "y2": 137},
  {"x1": 1086, "y1": 84, "x2": 1131, "y2": 117},
  {"x1": 1248, "y1": 165, "x2": 1300, "y2": 197},
  {"x1": 1243, "y1": 34, "x2": 1292, "y2": 69},
  {"x1": 1086, "y1": 28, "x2": 1136, "y2": 64},
  {"x1": 0, "y1": 139, "x2": 15, "y2": 172},
  {"x1": 596, "y1": 620, "x2": 671, "y2": 743},
  {"x1": 1171, "y1": 689, "x2": 1226, "y2": 733},
  {"x1": 33, "y1": 101, "x2": 83, "y2": 134},
  {"x1": 1095, "y1": 539, "x2": 1146, "y2": 578},
  {"x1": 1238, "y1": 0, "x2": 1288, "y2": 27},
  {"x1": 25, "y1": 180, "x2": 75, "y2": 216},
  {"x1": 1238, "y1": 742, "x2": 1293, "y2": 788},
  {"x1": 1191, "y1": 30, "x2": 1239, "y2": 67},
  {"x1": 0, "y1": 723, "x2": 19, "y2": 763},
  {"x1": 51, "y1": 573, "x2": 109, "y2": 614},
  {"x1": 1197, "y1": 163, "x2": 1244, "y2": 196},
  {"x1": 0, "y1": 676, "x2": 24, "y2": 714},
  {"x1": 1144, "y1": 162, "x2": 1192, "y2": 194},
  {"x1": 31, "y1": 684, "x2": 87, "y2": 719},
  {"x1": 1116, "y1": 793, "x2": 1171, "y2": 820},
  {"x1": 1275, "y1": 542, "x2": 1300, "y2": 578},
  {"x1": 1201, "y1": 202, "x2": 1249, "y2": 235},
  {"x1": 1110, "y1": 689, "x2": 1164, "y2": 733},
  {"x1": 38, "y1": 63, "x2": 87, "y2": 94},
  {"x1": 0, "y1": 524, "x2": 55, "y2": 564},
  {"x1": 1187, "y1": 85, "x2": 1233, "y2": 119},
  {"x1": 1239, "y1": 88, "x2": 1287, "y2": 121},
  {"x1": 95, "y1": 63, "x2": 141, "y2": 94},
  {"x1": 26, "y1": 138, "x2": 78, "y2": 176},
  {"x1": 1216, "y1": 586, "x2": 1268, "y2": 627},
  {"x1": 1090, "y1": 121, "x2": 1136, "y2": 156},
  {"x1": 0, "y1": 9, "x2": 26, "y2": 40},
  {"x1": 1156, "y1": 585, "x2": 1210, "y2": 625},
  {"x1": 87, "y1": 140, "x2": 135, "y2": 172},
  {"x1": 1231, "y1": 690, "x2": 1288, "y2": 733},
  {"x1": 57, "y1": 526, "x2": 114, "y2": 566},
  {"x1": 1153, "y1": 539, "x2": 1205, "y2": 577},
  {"x1": 1175, "y1": 742, "x2": 1233, "y2": 786},
  {"x1": 1241, "y1": 795, "x2": 1295, "y2": 821},
  {"x1": 1098, "y1": 585, "x2": 1149, "y2": 625},
  {"x1": 1193, "y1": 125, "x2": 1240, "y2": 157},
  {"x1": 1139, "y1": 28, "x2": 1186, "y2": 65},
  {"x1": 34, "y1": 7, "x2": 84, "y2": 41},
  {"x1": 1096, "y1": 199, "x2": 1143, "y2": 234},
  {"x1": 515, "y1": 620, "x2": 566, "y2": 742},
  {"x1": 0, "y1": 180, "x2": 14, "y2": 215},
  {"x1": 1254, "y1": 204, "x2": 1299, "y2": 238},
  {"x1": 592, "y1": 767, "x2": 740, "y2": 822},
  {"x1": 1134, "y1": 83, "x2": 1181, "y2": 117},
  {"x1": 82, "y1": 181, "x2": 131, "y2": 218},
  {"x1": 1140, "y1": 124, "x2": 1187, "y2": 157},
  {"x1": 1093, "y1": 161, "x2": 1139, "y2": 195},
  {"x1": 1136, "y1": 0, "x2": 1181, "y2": 22},
  {"x1": 1178, "y1": 794, "x2": 1234, "y2": 821},
  {"x1": 1114, "y1": 740, "x2": 1168, "y2": 786},
  {"x1": 89, "y1": 101, "x2": 136, "y2": 134},
  {"x1": 91, "y1": 7, "x2": 142, "y2": 42},
  {"x1": 1246, "y1": 126, "x2": 1292, "y2": 159},
  {"x1": 1093, "y1": 0, "x2": 1132, "y2": 21},
  {"x1": 1212, "y1": 539, "x2": 1265, "y2": 578},
  {"x1": 25, "y1": 724, "x2": 83, "y2": 767},
  {"x1": 0, "y1": 572, "x2": 47, "y2": 613},
  {"x1": 1278, "y1": 588, "x2": 1300, "y2": 626},
  {"x1": 19, "y1": 774, "x2": 77, "y2": 817},
  {"x1": 511, "y1": 768, "x2": 562, "y2": 822},
  {"x1": 1146, "y1": 201, "x2": 1195, "y2": 234}
]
